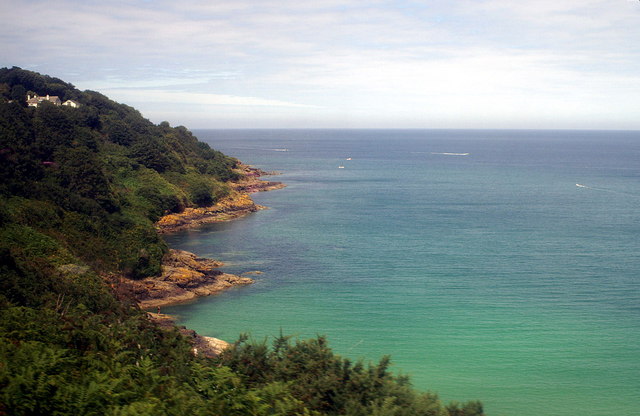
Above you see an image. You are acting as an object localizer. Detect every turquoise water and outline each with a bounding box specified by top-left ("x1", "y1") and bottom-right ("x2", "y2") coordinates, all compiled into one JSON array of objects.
[{"x1": 163, "y1": 130, "x2": 640, "y2": 416}]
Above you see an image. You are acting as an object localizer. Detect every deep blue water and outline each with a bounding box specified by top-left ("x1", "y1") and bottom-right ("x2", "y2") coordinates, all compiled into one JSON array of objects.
[{"x1": 163, "y1": 129, "x2": 640, "y2": 416}]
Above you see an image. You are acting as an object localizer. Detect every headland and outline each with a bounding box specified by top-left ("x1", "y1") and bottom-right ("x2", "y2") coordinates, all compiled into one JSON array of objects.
[{"x1": 155, "y1": 164, "x2": 285, "y2": 234}]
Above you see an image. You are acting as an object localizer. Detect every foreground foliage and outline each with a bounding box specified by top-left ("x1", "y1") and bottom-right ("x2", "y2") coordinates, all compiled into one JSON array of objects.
[{"x1": 0, "y1": 68, "x2": 484, "y2": 415}]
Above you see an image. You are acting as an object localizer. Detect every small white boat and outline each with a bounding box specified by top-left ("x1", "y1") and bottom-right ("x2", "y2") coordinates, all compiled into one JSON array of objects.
[
  {"x1": 338, "y1": 165, "x2": 345, "y2": 169},
  {"x1": 430, "y1": 152, "x2": 470, "y2": 156},
  {"x1": 346, "y1": 157, "x2": 352, "y2": 160}
]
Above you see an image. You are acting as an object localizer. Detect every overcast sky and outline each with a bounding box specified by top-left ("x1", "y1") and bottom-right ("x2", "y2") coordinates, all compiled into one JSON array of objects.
[{"x1": 2, "y1": 0, "x2": 639, "y2": 129}]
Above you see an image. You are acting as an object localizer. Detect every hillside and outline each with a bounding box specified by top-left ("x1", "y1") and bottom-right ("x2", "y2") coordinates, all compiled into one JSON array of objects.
[{"x1": 0, "y1": 67, "x2": 484, "y2": 415}]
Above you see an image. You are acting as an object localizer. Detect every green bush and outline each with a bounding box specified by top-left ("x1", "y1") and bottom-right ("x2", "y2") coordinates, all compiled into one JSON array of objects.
[
  {"x1": 217, "y1": 334, "x2": 484, "y2": 416},
  {"x1": 190, "y1": 180, "x2": 214, "y2": 206}
]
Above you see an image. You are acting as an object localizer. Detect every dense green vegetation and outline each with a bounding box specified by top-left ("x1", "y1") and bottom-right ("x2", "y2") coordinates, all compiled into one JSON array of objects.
[
  {"x1": 0, "y1": 67, "x2": 239, "y2": 278},
  {"x1": 0, "y1": 67, "x2": 484, "y2": 415}
]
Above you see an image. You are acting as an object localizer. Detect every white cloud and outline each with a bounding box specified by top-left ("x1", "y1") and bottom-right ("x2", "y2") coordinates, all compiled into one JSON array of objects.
[
  {"x1": 1, "y1": 0, "x2": 639, "y2": 128},
  {"x1": 104, "y1": 89, "x2": 317, "y2": 108}
]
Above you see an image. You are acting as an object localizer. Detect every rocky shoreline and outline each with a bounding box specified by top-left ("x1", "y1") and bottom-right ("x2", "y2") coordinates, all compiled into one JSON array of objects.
[
  {"x1": 129, "y1": 165, "x2": 284, "y2": 355},
  {"x1": 156, "y1": 165, "x2": 285, "y2": 234},
  {"x1": 130, "y1": 249, "x2": 254, "y2": 310}
]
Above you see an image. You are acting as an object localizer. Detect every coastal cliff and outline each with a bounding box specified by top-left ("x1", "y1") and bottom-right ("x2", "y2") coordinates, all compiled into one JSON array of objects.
[{"x1": 0, "y1": 66, "x2": 284, "y2": 359}]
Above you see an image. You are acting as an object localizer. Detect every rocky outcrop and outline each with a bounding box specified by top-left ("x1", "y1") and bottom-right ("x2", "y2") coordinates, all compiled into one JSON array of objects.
[
  {"x1": 196, "y1": 336, "x2": 230, "y2": 356},
  {"x1": 156, "y1": 192, "x2": 261, "y2": 234},
  {"x1": 131, "y1": 249, "x2": 253, "y2": 309},
  {"x1": 232, "y1": 165, "x2": 286, "y2": 193},
  {"x1": 155, "y1": 164, "x2": 285, "y2": 234},
  {"x1": 233, "y1": 180, "x2": 286, "y2": 193}
]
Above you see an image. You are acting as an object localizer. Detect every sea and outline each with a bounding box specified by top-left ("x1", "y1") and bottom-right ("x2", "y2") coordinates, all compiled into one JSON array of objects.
[{"x1": 162, "y1": 129, "x2": 640, "y2": 416}]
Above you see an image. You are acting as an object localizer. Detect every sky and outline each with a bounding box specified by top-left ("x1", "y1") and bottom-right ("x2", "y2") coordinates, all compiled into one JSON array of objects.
[{"x1": 1, "y1": 0, "x2": 639, "y2": 129}]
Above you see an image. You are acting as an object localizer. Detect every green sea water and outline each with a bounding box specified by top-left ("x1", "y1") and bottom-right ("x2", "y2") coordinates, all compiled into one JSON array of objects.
[{"x1": 163, "y1": 129, "x2": 640, "y2": 416}]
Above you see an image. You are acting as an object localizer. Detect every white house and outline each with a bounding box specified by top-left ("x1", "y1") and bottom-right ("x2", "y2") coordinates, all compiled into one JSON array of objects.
[
  {"x1": 62, "y1": 99, "x2": 80, "y2": 108},
  {"x1": 26, "y1": 94, "x2": 63, "y2": 107}
]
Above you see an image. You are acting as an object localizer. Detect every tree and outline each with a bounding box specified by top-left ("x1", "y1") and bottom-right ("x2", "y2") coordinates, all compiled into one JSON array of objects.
[
  {"x1": 129, "y1": 137, "x2": 182, "y2": 173},
  {"x1": 10, "y1": 84, "x2": 26, "y2": 105},
  {"x1": 190, "y1": 180, "x2": 214, "y2": 206}
]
